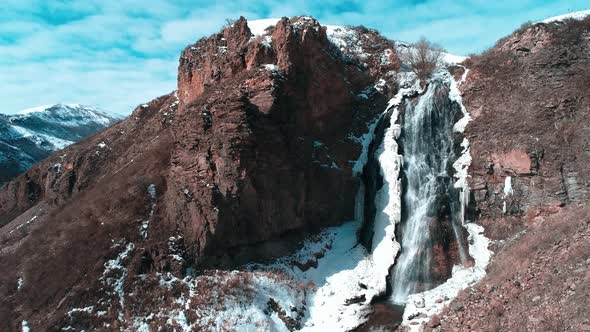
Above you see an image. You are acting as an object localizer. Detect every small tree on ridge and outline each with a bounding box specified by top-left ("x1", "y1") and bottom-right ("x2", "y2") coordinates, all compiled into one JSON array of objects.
[{"x1": 400, "y1": 37, "x2": 444, "y2": 81}]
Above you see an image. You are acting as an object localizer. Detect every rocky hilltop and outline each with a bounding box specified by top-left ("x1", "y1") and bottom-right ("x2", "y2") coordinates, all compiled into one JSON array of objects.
[
  {"x1": 0, "y1": 13, "x2": 589, "y2": 332},
  {"x1": 0, "y1": 104, "x2": 120, "y2": 185}
]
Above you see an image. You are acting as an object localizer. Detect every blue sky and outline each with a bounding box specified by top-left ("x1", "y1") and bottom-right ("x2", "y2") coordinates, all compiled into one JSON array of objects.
[{"x1": 1, "y1": 0, "x2": 589, "y2": 115}]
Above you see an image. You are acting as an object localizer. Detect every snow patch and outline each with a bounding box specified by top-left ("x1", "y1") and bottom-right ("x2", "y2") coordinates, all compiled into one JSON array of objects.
[
  {"x1": 502, "y1": 176, "x2": 513, "y2": 214},
  {"x1": 14, "y1": 104, "x2": 115, "y2": 126},
  {"x1": 17, "y1": 277, "x2": 23, "y2": 290},
  {"x1": 10, "y1": 125, "x2": 74, "y2": 150},
  {"x1": 503, "y1": 176, "x2": 513, "y2": 197},
  {"x1": 263, "y1": 64, "x2": 278, "y2": 71},
  {"x1": 150, "y1": 270, "x2": 305, "y2": 331},
  {"x1": 140, "y1": 184, "x2": 157, "y2": 239},
  {"x1": 442, "y1": 52, "x2": 467, "y2": 65},
  {"x1": 248, "y1": 18, "x2": 280, "y2": 36},
  {"x1": 21, "y1": 320, "x2": 29, "y2": 332},
  {"x1": 374, "y1": 78, "x2": 387, "y2": 93},
  {"x1": 541, "y1": 10, "x2": 590, "y2": 23},
  {"x1": 100, "y1": 241, "x2": 135, "y2": 321},
  {"x1": 17, "y1": 105, "x2": 52, "y2": 115},
  {"x1": 67, "y1": 306, "x2": 94, "y2": 318},
  {"x1": 325, "y1": 25, "x2": 367, "y2": 60}
]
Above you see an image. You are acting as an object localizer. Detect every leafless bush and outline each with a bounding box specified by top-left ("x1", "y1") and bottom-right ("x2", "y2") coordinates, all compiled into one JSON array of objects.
[
  {"x1": 223, "y1": 18, "x2": 237, "y2": 28},
  {"x1": 515, "y1": 21, "x2": 533, "y2": 34},
  {"x1": 399, "y1": 37, "x2": 444, "y2": 81}
]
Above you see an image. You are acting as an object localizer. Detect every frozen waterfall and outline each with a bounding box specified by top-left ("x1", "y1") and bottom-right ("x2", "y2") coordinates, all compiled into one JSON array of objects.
[{"x1": 389, "y1": 79, "x2": 469, "y2": 304}]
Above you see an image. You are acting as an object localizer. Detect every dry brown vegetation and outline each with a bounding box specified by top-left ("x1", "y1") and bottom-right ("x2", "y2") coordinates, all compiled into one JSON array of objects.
[
  {"x1": 489, "y1": 205, "x2": 588, "y2": 280},
  {"x1": 433, "y1": 205, "x2": 590, "y2": 331}
]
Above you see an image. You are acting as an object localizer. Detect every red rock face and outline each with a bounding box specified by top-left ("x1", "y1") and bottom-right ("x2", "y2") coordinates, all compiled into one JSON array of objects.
[
  {"x1": 462, "y1": 17, "x2": 590, "y2": 236},
  {"x1": 0, "y1": 16, "x2": 400, "y2": 330},
  {"x1": 177, "y1": 18, "x2": 255, "y2": 110},
  {"x1": 491, "y1": 149, "x2": 532, "y2": 175},
  {"x1": 168, "y1": 16, "x2": 401, "y2": 265}
]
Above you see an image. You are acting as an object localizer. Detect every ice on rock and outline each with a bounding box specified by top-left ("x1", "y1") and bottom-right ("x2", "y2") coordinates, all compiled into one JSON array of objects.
[
  {"x1": 139, "y1": 184, "x2": 157, "y2": 238},
  {"x1": 399, "y1": 69, "x2": 492, "y2": 331},
  {"x1": 263, "y1": 64, "x2": 278, "y2": 71},
  {"x1": 503, "y1": 176, "x2": 513, "y2": 197}
]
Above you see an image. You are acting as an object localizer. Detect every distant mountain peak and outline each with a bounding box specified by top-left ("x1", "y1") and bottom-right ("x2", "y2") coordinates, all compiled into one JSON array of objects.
[
  {"x1": 14, "y1": 103, "x2": 120, "y2": 120},
  {"x1": 1, "y1": 104, "x2": 120, "y2": 183}
]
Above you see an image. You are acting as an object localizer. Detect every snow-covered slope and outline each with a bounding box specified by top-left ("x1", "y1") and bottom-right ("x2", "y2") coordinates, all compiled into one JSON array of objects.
[
  {"x1": 0, "y1": 104, "x2": 120, "y2": 183},
  {"x1": 541, "y1": 9, "x2": 590, "y2": 23}
]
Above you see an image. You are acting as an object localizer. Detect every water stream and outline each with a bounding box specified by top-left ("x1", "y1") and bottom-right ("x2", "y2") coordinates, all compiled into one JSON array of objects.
[{"x1": 389, "y1": 79, "x2": 468, "y2": 304}]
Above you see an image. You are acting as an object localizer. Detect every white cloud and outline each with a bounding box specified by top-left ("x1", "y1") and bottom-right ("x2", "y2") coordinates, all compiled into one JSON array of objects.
[
  {"x1": 1, "y1": 58, "x2": 178, "y2": 116},
  {"x1": 1, "y1": 0, "x2": 589, "y2": 115}
]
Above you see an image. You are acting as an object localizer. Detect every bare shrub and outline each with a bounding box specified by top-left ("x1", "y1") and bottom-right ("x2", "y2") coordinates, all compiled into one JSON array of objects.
[
  {"x1": 223, "y1": 18, "x2": 237, "y2": 28},
  {"x1": 515, "y1": 21, "x2": 533, "y2": 34},
  {"x1": 555, "y1": 16, "x2": 590, "y2": 44},
  {"x1": 462, "y1": 54, "x2": 481, "y2": 69},
  {"x1": 399, "y1": 37, "x2": 444, "y2": 81}
]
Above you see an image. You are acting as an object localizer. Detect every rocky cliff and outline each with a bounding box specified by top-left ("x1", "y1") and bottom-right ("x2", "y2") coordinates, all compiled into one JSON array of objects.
[{"x1": 463, "y1": 17, "x2": 590, "y2": 234}]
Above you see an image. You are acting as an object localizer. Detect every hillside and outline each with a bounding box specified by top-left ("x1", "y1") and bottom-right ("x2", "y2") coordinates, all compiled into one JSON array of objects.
[{"x1": 0, "y1": 12, "x2": 589, "y2": 332}]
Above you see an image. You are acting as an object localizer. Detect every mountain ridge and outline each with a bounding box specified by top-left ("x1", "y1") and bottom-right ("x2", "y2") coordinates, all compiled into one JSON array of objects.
[{"x1": 0, "y1": 103, "x2": 121, "y2": 184}]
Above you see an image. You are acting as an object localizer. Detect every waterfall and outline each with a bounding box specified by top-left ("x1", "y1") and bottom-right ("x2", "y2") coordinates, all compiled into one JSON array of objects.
[{"x1": 390, "y1": 79, "x2": 468, "y2": 304}]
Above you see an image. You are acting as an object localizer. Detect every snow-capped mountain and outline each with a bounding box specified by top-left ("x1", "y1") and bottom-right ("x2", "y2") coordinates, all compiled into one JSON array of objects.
[{"x1": 0, "y1": 104, "x2": 120, "y2": 184}]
